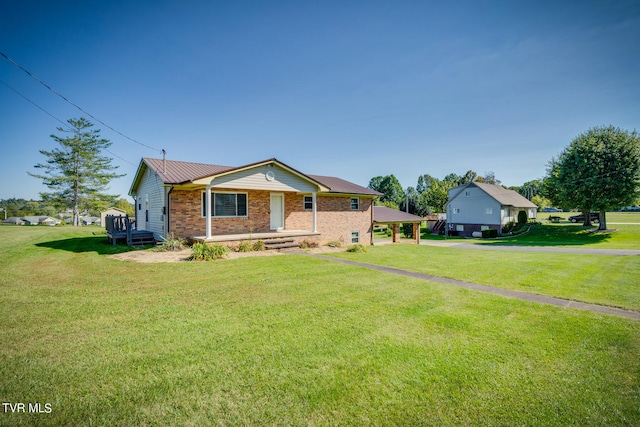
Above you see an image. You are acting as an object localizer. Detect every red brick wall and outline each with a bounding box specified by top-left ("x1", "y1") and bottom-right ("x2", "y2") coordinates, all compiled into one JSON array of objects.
[
  {"x1": 169, "y1": 189, "x2": 271, "y2": 238},
  {"x1": 169, "y1": 189, "x2": 374, "y2": 244}
]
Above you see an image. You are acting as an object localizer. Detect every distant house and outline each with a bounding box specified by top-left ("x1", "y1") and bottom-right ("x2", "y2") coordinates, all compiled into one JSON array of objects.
[
  {"x1": 446, "y1": 182, "x2": 537, "y2": 237},
  {"x1": 3, "y1": 217, "x2": 25, "y2": 225},
  {"x1": 129, "y1": 157, "x2": 381, "y2": 246},
  {"x1": 21, "y1": 216, "x2": 60, "y2": 226},
  {"x1": 82, "y1": 216, "x2": 100, "y2": 226},
  {"x1": 100, "y1": 207, "x2": 127, "y2": 229}
]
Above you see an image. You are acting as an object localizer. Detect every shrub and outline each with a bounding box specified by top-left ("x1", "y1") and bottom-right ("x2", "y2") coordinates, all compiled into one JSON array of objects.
[
  {"x1": 155, "y1": 233, "x2": 186, "y2": 252},
  {"x1": 402, "y1": 223, "x2": 414, "y2": 238},
  {"x1": 502, "y1": 222, "x2": 515, "y2": 233},
  {"x1": 237, "y1": 240, "x2": 253, "y2": 252},
  {"x1": 346, "y1": 244, "x2": 367, "y2": 253},
  {"x1": 188, "y1": 242, "x2": 229, "y2": 261},
  {"x1": 300, "y1": 239, "x2": 318, "y2": 249},
  {"x1": 252, "y1": 240, "x2": 266, "y2": 251},
  {"x1": 385, "y1": 228, "x2": 392, "y2": 237},
  {"x1": 518, "y1": 210, "x2": 528, "y2": 225},
  {"x1": 482, "y1": 228, "x2": 498, "y2": 238}
]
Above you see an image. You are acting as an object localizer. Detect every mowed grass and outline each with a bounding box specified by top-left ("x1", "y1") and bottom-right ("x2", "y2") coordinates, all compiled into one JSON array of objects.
[
  {"x1": 1, "y1": 226, "x2": 640, "y2": 426},
  {"x1": 329, "y1": 244, "x2": 640, "y2": 311}
]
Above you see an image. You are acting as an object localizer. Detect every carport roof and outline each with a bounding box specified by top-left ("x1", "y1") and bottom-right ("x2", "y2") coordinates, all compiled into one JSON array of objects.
[{"x1": 374, "y1": 206, "x2": 424, "y2": 223}]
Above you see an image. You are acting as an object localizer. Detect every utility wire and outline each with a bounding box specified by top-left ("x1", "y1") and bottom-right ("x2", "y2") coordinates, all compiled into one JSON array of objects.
[
  {"x1": 0, "y1": 50, "x2": 162, "y2": 153},
  {"x1": 0, "y1": 78, "x2": 136, "y2": 166}
]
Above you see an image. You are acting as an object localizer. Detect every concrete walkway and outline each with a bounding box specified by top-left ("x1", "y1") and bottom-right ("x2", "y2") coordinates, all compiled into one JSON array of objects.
[
  {"x1": 303, "y1": 253, "x2": 640, "y2": 321},
  {"x1": 421, "y1": 242, "x2": 640, "y2": 256}
]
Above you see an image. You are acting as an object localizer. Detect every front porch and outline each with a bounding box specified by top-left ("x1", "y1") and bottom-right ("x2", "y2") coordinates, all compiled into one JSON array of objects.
[{"x1": 189, "y1": 230, "x2": 321, "y2": 248}]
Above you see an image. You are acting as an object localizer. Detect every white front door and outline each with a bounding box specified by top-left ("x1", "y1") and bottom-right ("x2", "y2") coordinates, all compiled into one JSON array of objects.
[{"x1": 270, "y1": 193, "x2": 284, "y2": 230}]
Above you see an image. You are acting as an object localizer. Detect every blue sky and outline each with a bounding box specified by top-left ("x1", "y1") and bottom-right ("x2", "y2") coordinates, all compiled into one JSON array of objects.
[{"x1": 1, "y1": 0, "x2": 639, "y2": 201}]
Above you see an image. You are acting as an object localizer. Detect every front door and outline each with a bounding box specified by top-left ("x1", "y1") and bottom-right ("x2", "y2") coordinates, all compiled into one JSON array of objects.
[{"x1": 270, "y1": 193, "x2": 284, "y2": 230}]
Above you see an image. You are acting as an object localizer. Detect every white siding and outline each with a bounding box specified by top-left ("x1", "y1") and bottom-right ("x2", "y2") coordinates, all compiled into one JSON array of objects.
[
  {"x1": 132, "y1": 166, "x2": 166, "y2": 240},
  {"x1": 210, "y1": 164, "x2": 319, "y2": 193},
  {"x1": 447, "y1": 186, "x2": 501, "y2": 225}
]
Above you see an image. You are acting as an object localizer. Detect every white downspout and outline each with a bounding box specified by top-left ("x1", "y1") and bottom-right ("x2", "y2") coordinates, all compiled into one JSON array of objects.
[
  {"x1": 205, "y1": 181, "x2": 213, "y2": 239},
  {"x1": 312, "y1": 192, "x2": 317, "y2": 232}
]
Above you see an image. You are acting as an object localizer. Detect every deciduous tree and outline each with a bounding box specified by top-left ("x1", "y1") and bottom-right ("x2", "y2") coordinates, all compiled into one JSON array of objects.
[{"x1": 545, "y1": 125, "x2": 640, "y2": 229}]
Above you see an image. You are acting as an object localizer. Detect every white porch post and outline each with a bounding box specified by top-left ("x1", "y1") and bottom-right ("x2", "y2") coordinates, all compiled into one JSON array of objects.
[
  {"x1": 205, "y1": 182, "x2": 212, "y2": 239},
  {"x1": 312, "y1": 192, "x2": 317, "y2": 232}
]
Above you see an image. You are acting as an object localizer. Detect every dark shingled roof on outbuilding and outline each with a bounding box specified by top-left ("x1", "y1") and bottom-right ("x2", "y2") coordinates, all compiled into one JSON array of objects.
[{"x1": 374, "y1": 206, "x2": 424, "y2": 223}]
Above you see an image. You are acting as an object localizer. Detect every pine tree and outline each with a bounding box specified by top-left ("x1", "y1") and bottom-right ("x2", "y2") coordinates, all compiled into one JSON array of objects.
[{"x1": 28, "y1": 118, "x2": 124, "y2": 226}]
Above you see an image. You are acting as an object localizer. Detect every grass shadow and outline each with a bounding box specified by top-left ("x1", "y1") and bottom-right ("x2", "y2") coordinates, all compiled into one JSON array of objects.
[
  {"x1": 480, "y1": 224, "x2": 613, "y2": 247},
  {"x1": 36, "y1": 235, "x2": 152, "y2": 255}
]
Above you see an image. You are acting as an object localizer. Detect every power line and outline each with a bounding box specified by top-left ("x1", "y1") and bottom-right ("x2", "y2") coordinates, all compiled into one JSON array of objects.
[
  {"x1": 0, "y1": 78, "x2": 136, "y2": 166},
  {"x1": 0, "y1": 50, "x2": 162, "y2": 153}
]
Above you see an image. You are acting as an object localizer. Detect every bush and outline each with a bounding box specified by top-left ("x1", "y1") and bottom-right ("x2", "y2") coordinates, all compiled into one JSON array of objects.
[
  {"x1": 402, "y1": 223, "x2": 414, "y2": 238},
  {"x1": 385, "y1": 228, "x2": 392, "y2": 237},
  {"x1": 518, "y1": 210, "x2": 528, "y2": 225},
  {"x1": 346, "y1": 244, "x2": 367, "y2": 253},
  {"x1": 236, "y1": 241, "x2": 253, "y2": 252},
  {"x1": 300, "y1": 239, "x2": 318, "y2": 249},
  {"x1": 482, "y1": 228, "x2": 498, "y2": 238},
  {"x1": 252, "y1": 240, "x2": 266, "y2": 251},
  {"x1": 188, "y1": 242, "x2": 229, "y2": 261},
  {"x1": 155, "y1": 233, "x2": 186, "y2": 252}
]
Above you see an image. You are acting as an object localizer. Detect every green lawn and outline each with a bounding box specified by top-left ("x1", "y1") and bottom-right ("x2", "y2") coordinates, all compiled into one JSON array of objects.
[{"x1": 1, "y1": 226, "x2": 639, "y2": 426}]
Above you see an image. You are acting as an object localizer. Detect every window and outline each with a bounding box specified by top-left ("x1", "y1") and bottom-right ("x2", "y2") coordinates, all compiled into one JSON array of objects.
[
  {"x1": 485, "y1": 207, "x2": 493, "y2": 214},
  {"x1": 453, "y1": 208, "x2": 460, "y2": 214},
  {"x1": 481, "y1": 225, "x2": 489, "y2": 231},
  {"x1": 464, "y1": 190, "x2": 471, "y2": 197},
  {"x1": 202, "y1": 192, "x2": 248, "y2": 217},
  {"x1": 351, "y1": 231, "x2": 360, "y2": 243},
  {"x1": 456, "y1": 225, "x2": 464, "y2": 232},
  {"x1": 304, "y1": 195, "x2": 313, "y2": 210},
  {"x1": 350, "y1": 197, "x2": 359, "y2": 210}
]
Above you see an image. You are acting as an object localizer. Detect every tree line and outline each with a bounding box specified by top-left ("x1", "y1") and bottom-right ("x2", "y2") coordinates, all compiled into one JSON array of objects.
[
  {"x1": 13, "y1": 118, "x2": 640, "y2": 230},
  {"x1": 0, "y1": 197, "x2": 134, "y2": 221},
  {"x1": 369, "y1": 125, "x2": 640, "y2": 229}
]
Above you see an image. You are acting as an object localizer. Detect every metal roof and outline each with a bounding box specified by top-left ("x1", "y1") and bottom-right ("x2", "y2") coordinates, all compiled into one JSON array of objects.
[
  {"x1": 143, "y1": 158, "x2": 234, "y2": 184},
  {"x1": 132, "y1": 158, "x2": 380, "y2": 196}
]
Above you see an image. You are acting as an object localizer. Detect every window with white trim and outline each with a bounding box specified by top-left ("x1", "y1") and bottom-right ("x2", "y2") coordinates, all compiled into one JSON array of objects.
[
  {"x1": 304, "y1": 195, "x2": 313, "y2": 210},
  {"x1": 485, "y1": 207, "x2": 493, "y2": 214},
  {"x1": 202, "y1": 191, "x2": 248, "y2": 217},
  {"x1": 456, "y1": 225, "x2": 464, "y2": 232},
  {"x1": 453, "y1": 208, "x2": 460, "y2": 214},
  {"x1": 351, "y1": 231, "x2": 360, "y2": 243},
  {"x1": 350, "y1": 197, "x2": 359, "y2": 210}
]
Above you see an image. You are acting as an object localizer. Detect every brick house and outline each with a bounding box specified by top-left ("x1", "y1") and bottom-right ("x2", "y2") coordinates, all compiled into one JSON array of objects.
[{"x1": 129, "y1": 157, "x2": 380, "y2": 246}]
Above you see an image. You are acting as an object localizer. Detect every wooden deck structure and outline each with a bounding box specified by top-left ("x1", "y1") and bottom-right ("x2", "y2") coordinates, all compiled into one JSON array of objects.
[{"x1": 105, "y1": 215, "x2": 155, "y2": 246}]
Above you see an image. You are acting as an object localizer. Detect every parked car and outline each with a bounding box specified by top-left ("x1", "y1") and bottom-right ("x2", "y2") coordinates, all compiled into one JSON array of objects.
[
  {"x1": 543, "y1": 207, "x2": 563, "y2": 212},
  {"x1": 568, "y1": 212, "x2": 600, "y2": 223}
]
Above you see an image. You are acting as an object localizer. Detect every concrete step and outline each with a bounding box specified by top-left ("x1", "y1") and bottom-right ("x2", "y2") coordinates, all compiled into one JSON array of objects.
[
  {"x1": 264, "y1": 242, "x2": 300, "y2": 250},
  {"x1": 263, "y1": 238, "x2": 295, "y2": 245}
]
